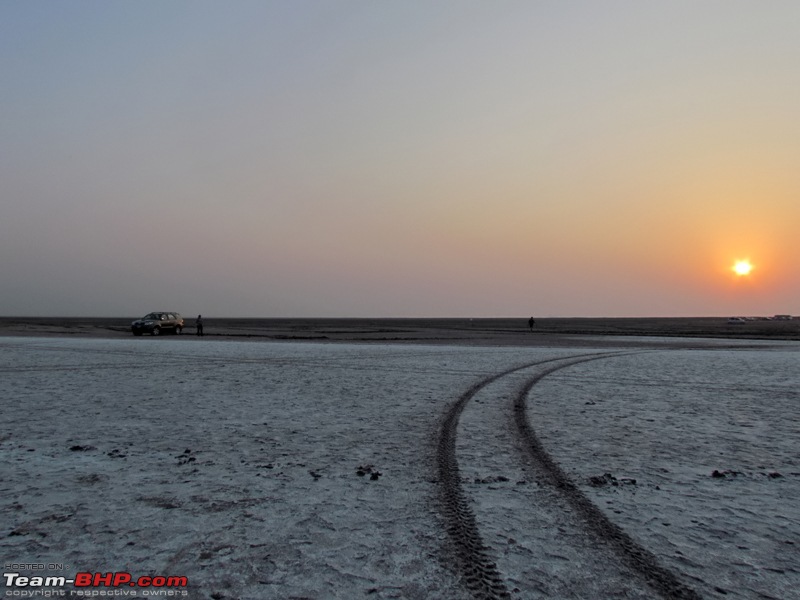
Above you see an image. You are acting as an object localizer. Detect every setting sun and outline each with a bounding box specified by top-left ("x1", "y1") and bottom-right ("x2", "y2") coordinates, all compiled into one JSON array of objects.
[{"x1": 732, "y1": 260, "x2": 753, "y2": 276}]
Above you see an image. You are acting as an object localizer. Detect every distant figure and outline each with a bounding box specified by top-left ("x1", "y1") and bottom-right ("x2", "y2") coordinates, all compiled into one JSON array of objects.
[
  {"x1": 528, "y1": 317, "x2": 535, "y2": 331},
  {"x1": 196, "y1": 315, "x2": 204, "y2": 336}
]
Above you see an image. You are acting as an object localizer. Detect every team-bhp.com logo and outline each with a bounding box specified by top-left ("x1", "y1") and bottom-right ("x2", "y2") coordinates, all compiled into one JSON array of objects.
[{"x1": 4, "y1": 572, "x2": 188, "y2": 596}]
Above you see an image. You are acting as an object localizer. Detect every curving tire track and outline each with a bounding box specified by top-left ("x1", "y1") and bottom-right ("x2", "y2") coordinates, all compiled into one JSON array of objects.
[
  {"x1": 436, "y1": 353, "x2": 609, "y2": 599},
  {"x1": 438, "y1": 352, "x2": 703, "y2": 599},
  {"x1": 512, "y1": 355, "x2": 703, "y2": 600}
]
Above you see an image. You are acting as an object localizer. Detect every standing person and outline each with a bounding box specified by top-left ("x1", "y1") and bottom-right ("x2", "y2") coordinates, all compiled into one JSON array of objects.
[
  {"x1": 196, "y1": 315, "x2": 204, "y2": 336},
  {"x1": 528, "y1": 316, "x2": 535, "y2": 331}
]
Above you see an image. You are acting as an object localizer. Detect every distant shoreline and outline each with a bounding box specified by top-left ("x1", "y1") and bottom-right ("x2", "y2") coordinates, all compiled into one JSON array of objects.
[{"x1": 1, "y1": 316, "x2": 797, "y2": 345}]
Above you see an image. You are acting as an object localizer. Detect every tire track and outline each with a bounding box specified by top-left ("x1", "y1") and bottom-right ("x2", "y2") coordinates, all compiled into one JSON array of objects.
[
  {"x1": 513, "y1": 355, "x2": 703, "y2": 600},
  {"x1": 436, "y1": 353, "x2": 608, "y2": 599}
]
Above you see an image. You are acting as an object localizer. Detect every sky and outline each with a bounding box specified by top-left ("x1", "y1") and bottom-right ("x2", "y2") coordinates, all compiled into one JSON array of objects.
[{"x1": 2, "y1": 1, "x2": 799, "y2": 318}]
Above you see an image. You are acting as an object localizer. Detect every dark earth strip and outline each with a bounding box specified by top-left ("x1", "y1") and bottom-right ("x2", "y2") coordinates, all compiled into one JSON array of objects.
[{"x1": 1, "y1": 316, "x2": 797, "y2": 345}]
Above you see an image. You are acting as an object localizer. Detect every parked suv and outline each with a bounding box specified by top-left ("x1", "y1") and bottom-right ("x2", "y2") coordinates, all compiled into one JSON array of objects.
[{"x1": 131, "y1": 312, "x2": 184, "y2": 336}]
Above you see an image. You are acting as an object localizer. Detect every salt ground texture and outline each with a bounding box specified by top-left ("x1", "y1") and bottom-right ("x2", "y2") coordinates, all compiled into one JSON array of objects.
[{"x1": 1, "y1": 336, "x2": 798, "y2": 599}]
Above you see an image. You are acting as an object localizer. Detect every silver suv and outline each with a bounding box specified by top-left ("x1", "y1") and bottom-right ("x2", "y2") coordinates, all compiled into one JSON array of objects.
[{"x1": 131, "y1": 312, "x2": 184, "y2": 336}]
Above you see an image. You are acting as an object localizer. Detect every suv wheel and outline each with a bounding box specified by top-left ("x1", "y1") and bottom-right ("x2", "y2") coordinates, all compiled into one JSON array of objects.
[{"x1": 151, "y1": 327, "x2": 161, "y2": 336}]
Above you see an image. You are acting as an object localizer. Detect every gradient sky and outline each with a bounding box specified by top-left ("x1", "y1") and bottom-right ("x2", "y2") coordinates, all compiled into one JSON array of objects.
[{"x1": 2, "y1": 1, "x2": 798, "y2": 317}]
